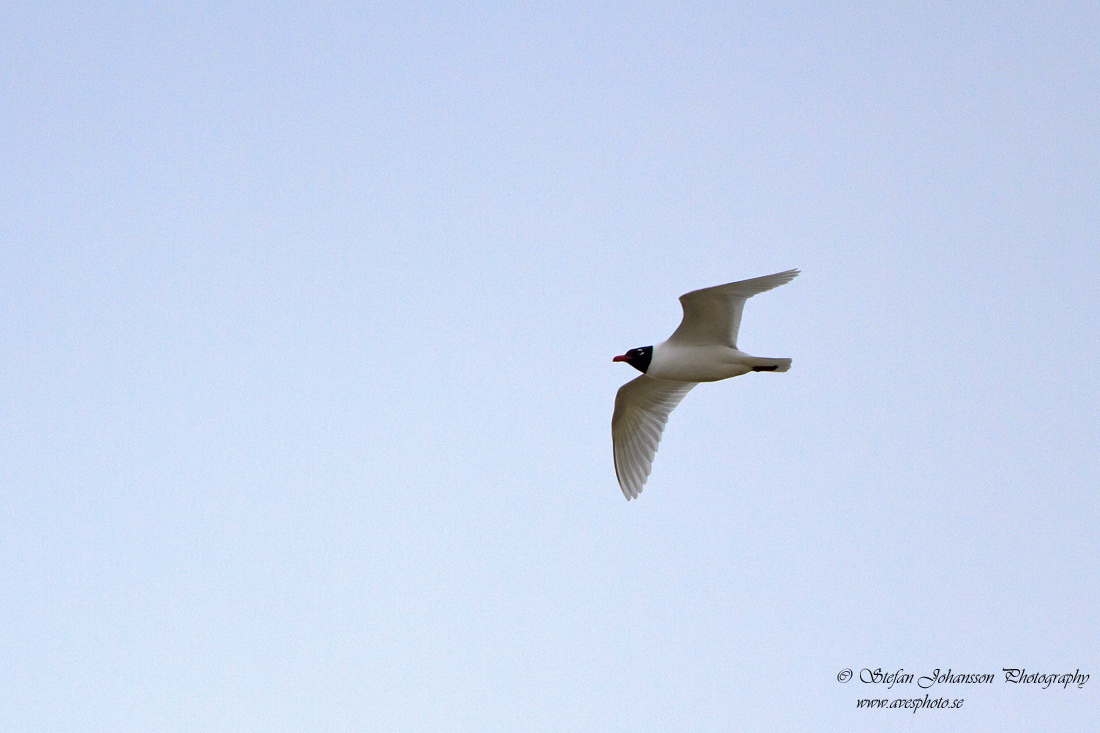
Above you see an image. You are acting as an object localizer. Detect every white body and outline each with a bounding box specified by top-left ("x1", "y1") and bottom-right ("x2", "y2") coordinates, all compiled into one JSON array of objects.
[{"x1": 647, "y1": 342, "x2": 791, "y2": 383}]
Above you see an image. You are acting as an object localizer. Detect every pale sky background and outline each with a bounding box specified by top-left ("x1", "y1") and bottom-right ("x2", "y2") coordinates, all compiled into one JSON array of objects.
[{"x1": 2, "y1": 2, "x2": 1098, "y2": 731}]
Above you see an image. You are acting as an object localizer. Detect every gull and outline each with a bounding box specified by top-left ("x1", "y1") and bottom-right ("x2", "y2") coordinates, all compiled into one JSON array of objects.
[{"x1": 612, "y1": 269, "x2": 799, "y2": 500}]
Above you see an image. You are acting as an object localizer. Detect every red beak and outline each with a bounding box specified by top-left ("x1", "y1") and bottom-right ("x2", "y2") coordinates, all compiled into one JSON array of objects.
[{"x1": 613, "y1": 354, "x2": 630, "y2": 362}]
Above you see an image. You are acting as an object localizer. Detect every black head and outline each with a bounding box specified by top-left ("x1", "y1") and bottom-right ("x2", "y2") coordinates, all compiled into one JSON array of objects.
[{"x1": 612, "y1": 345, "x2": 653, "y2": 374}]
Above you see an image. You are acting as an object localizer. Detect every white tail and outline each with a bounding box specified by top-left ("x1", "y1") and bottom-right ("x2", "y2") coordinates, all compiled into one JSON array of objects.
[{"x1": 749, "y1": 357, "x2": 791, "y2": 373}]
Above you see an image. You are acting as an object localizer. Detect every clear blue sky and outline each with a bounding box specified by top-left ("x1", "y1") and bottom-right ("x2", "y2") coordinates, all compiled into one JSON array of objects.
[{"x1": 3, "y1": 2, "x2": 1098, "y2": 730}]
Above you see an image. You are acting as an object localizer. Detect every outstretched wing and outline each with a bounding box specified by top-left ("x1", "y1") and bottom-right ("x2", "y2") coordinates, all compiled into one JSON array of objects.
[
  {"x1": 668, "y1": 268, "x2": 799, "y2": 348},
  {"x1": 612, "y1": 375, "x2": 696, "y2": 500}
]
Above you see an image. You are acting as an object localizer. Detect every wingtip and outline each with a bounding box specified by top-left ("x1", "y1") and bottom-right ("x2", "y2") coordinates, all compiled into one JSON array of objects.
[
  {"x1": 766, "y1": 268, "x2": 801, "y2": 288},
  {"x1": 618, "y1": 477, "x2": 639, "y2": 501},
  {"x1": 615, "y1": 467, "x2": 640, "y2": 500}
]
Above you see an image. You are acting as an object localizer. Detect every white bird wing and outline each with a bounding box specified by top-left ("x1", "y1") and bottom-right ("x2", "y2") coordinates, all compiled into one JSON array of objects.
[
  {"x1": 612, "y1": 376, "x2": 696, "y2": 500},
  {"x1": 668, "y1": 268, "x2": 799, "y2": 348}
]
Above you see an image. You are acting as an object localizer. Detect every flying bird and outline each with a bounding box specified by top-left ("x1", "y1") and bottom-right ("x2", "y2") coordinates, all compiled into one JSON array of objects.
[{"x1": 612, "y1": 268, "x2": 799, "y2": 500}]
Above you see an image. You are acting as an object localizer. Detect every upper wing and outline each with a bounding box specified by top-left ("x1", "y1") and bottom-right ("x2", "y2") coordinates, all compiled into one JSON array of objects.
[
  {"x1": 668, "y1": 268, "x2": 799, "y2": 348},
  {"x1": 612, "y1": 375, "x2": 696, "y2": 500}
]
